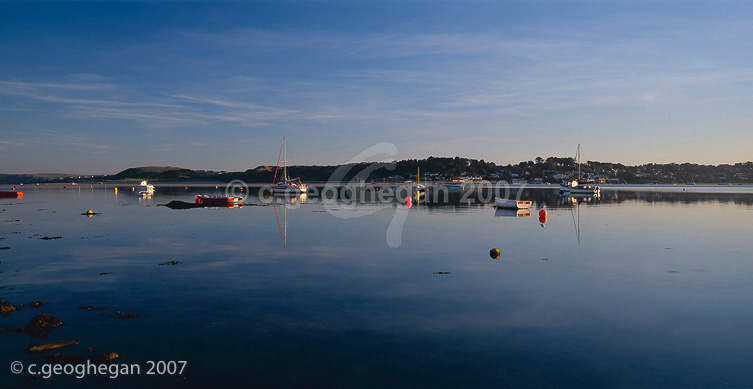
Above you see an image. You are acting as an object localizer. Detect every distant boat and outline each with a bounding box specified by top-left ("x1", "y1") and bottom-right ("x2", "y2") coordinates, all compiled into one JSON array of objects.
[
  {"x1": 137, "y1": 180, "x2": 155, "y2": 197},
  {"x1": 194, "y1": 195, "x2": 243, "y2": 205},
  {"x1": 272, "y1": 137, "x2": 308, "y2": 195},
  {"x1": 414, "y1": 167, "x2": 427, "y2": 199},
  {"x1": 441, "y1": 183, "x2": 465, "y2": 193},
  {"x1": 494, "y1": 197, "x2": 532, "y2": 209},
  {"x1": 559, "y1": 144, "x2": 600, "y2": 195},
  {"x1": 0, "y1": 191, "x2": 23, "y2": 199},
  {"x1": 560, "y1": 179, "x2": 601, "y2": 195}
]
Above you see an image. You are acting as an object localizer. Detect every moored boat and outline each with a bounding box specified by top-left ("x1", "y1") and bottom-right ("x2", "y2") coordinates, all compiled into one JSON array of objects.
[
  {"x1": 0, "y1": 191, "x2": 23, "y2": 198},
  {"x1": 272, "y1": 137, "x2": 308, "y2": 195},
  {"x1": 559, "y1": 144, "x2": 600, "y2": 195},
  {"x1": 195, "y1": 195, "x2": 243, "y2": 205},
  {"x1": 137, "y1": 180, "x2": 155, "y2": 196},
  {"x1": 494, "y1": 197, "x2": 532, "y2": 209},
  {"x1": 560, "y1": 179, "x2": 600, "y2": 195}
]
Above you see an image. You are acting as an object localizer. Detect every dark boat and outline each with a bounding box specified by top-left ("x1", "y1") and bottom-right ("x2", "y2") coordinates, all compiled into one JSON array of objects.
[
  {"x1": 194, "y1": 195, "x2": 243, "y2": 205},
  {"x1": 0, "y1": 191, "x2": 23, "y2": 198}
]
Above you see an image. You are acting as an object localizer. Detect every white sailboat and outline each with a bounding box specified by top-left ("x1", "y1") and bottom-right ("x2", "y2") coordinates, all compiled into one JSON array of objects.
[
  {"x1": 272, "y1": 137, "x2": 308, "y2": 195},
  {"x1": 559, "y1": 144, "x2": 600, "y2": 195},
  {"x1": 137, "y1": 180, "x2": 155, "y2": 197}
]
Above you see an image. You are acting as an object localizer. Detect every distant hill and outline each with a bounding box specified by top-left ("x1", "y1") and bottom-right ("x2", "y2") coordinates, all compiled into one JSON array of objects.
[
  {"x1": 0, "y1": 173, "x2": 82, "y2": 184},
  {"x1": 110, "y1": 166, "x2": 210, "y2": 181},
  {"x1": 2, "y1": 159, "x2": 752, "y2": 185}
]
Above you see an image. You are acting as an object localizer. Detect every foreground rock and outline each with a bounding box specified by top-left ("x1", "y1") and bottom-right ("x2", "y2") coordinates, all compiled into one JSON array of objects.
[
  {"x1": 28, "y1": 300, "x2": 49, "y2": 309},
  {"x1": 27, "y1": 341, "x2": 81, "y2": 354},
  {"x1": 23, "y1": 313, "x2": 64, "y2": 339},
  {"x1": 91, "y1": 352, "x2": 119, "y2": 365},
  {"x1": 1, "y1": 300, "x2": 22, "y2": 316}
]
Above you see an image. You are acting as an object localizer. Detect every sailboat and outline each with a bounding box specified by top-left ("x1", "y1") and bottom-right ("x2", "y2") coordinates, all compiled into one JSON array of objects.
[
  {"x1": 137, "y1": 180, "x2": 155, "y2": 197},
  {"x1": 413, "y1": 167, "x2": 426, "y2": 200},
  {"x1": 272, "y1": 137, "x2": 308, "y2": 195},
  {"x1": 559, "y1": 144, "x2": 600, "y2": 195}
]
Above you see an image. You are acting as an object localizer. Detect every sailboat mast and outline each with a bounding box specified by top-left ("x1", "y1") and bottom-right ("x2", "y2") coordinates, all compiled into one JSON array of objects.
[
  {"x1": 283, "y1": 137, "x2": 288, "y2": 182},
  {"x1": 577, "y1": 144, "x2": 581, "y2": 181}
]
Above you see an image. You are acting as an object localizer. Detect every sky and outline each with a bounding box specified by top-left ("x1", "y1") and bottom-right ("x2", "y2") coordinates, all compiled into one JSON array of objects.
[{"x1": 1, "y1": 1, "x2": 752, "y2": 174}]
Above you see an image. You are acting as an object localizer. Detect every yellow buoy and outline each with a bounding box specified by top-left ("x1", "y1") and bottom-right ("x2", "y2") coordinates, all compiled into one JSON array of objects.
[
  {"x1": 114, "y1": 187, "x2": 118, "y2": 193},
  {"x1": 490, "y1": 248, "x2": 500, "y2": 259}
]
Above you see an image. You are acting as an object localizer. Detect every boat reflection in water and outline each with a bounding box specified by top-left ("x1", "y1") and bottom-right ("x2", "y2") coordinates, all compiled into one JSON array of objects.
[
  {"x1": 272, "y1": 194, "x2": 307, "y2": 249},
  {"x1": 559, "y1": 193, "x2": 597, "y2": 243},
  {"x1": 494, "y1": 208, "x2": 532, "y2": 217}
]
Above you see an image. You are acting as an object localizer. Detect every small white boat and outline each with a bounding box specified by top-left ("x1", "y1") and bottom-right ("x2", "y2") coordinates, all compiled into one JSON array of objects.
[
  {"x1": 137, "y1": 180, "x2": 155, "y2": 197},
  {"x1": 494, "y1": 197, "x2": 532, "y2": 209}
]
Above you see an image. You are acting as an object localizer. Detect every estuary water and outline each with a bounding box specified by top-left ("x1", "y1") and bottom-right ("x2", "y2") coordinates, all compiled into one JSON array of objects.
[{"x1": 1, "y1": 185, "x2": 752, "y2": 388}]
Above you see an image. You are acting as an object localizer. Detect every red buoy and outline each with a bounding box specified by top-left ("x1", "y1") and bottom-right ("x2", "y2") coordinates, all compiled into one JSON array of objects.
[{"x1": 538, "y1": 209, "x2": 548, "y2": 224}]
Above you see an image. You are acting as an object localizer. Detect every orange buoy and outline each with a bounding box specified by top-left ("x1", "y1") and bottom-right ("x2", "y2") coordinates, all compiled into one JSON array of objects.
[{"x1": 490, "y1": 248, "x2": 500, "y2": 259}]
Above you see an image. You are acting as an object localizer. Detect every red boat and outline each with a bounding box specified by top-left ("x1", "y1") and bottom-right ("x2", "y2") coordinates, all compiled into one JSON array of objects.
[
  {"x1": 0, "y1": 191, "x2": 23, "y2": 199},
  {"x1": 194, "y1": 195, "x2": 243, "y2": 205}
]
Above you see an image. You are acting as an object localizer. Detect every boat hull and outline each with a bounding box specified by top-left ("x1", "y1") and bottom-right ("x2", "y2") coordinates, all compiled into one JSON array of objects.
[
  {"x1": 569, "y1": 187, "x2": 600, "y2": 195},
  {"x1": 272, "y1": 184, "x2": 308, "y2": 195},
  {"x1": 0, "y1": 191, "x2": 23, "y2": 199},
  {"x1": 195, "y1": 195, "x2": 243, "y2": 205},
  {"x1": 560, "y1": 181, "x2": 599, "y2": 195},
  {"x1": 494, "y1": 197, "x2": 532, "y2": 209}
]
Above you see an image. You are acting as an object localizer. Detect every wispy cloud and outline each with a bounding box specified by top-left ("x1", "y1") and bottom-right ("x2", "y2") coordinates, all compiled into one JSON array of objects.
[{"x1": 0, "y1": 77, "x2": 302, "y2": 128}]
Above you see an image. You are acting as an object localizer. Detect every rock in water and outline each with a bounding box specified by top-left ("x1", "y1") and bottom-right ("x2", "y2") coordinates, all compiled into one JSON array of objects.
[
  {"x1": 28, "y1": 300, "x2": 49, "y2": 309},
  {"x1": 27, "y1": 341, "x2": 80, "y2": 354},
  {"x1": 0, "y1": 300, "x2": 22, "y2": 316},
  {"x1": 92, "y1": 352, "x2": 119, "y2": 365},
  {"x1": 23, "y1": 313, "x2": 64, "y2": 339}
]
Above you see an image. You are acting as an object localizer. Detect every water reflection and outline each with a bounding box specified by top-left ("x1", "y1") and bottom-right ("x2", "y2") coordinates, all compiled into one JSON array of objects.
[
  {"x1": 494, "y1": 208, "x2": 532, "y2": 217},
  {"x1": 272, "y1": 194, "x2": 307, "y2": 249},
  {"x1": 3, "y1": 186, "x2": 753, "y2": 388}
]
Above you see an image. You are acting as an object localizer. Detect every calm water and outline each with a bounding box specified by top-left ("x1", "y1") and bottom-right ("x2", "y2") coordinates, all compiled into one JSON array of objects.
[{"x1": 1, "y1": 185, "x2": 753, "y2": 388}]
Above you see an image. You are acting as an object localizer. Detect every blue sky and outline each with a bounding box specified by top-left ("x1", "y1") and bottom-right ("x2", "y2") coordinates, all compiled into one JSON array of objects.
[{"x1": 1, "y1": 1, "x2": 752, "y2": 174}]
